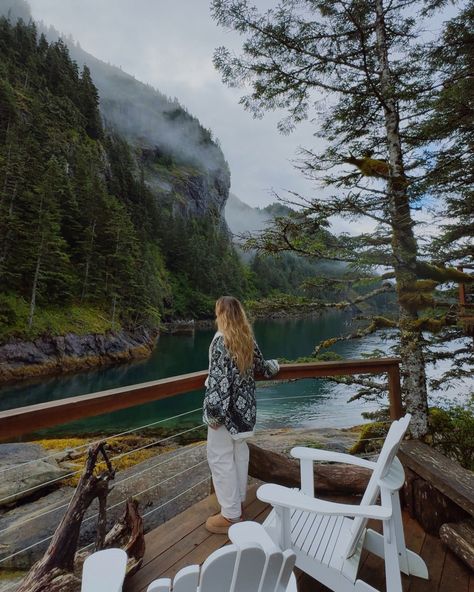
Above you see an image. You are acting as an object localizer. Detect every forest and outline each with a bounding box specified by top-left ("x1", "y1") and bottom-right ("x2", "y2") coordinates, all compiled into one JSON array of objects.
[{"x1": 0, "y1": 16, "x2": 380, "y2": 343}]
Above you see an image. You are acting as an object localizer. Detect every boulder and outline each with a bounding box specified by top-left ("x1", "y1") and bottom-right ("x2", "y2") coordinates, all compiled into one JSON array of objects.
[
  {"x1": 0, "y1": 443, "x2": 70, "y2": 508},
  {"x1": 0, "y1": 486, "x2": 75, "y2": 570}
]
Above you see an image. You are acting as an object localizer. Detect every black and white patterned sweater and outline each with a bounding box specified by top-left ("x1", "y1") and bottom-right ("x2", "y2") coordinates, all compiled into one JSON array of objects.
[{"x1": 203, "y1": 332, "x2": 279, "y2": 436}]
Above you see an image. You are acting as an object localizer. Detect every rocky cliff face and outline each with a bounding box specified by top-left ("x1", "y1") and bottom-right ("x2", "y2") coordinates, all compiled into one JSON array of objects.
[
  {"x1": 0, "y1": 329, "x2": 157, "y2": 384},
  {"x1": 67, "y1": 43, "x2": 231, "y2": 222},
  {"x1": 140, "y1": 147, "x2": 230, "y2": 221}
]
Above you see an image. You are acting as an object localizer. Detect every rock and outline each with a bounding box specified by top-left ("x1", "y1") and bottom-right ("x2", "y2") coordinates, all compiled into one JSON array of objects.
[
  {"x1": 252, "y1": 426, "x2": 359, "y2": 455},
  {"x1": 0, "y1": 328, "x2": 157, "y2": 385},
  {"x1": 0, "y1": 487, "x2": 75, "y2": 570},
  {"x1": 0, "y1": 443, "x2": 70, "y2": 508}
]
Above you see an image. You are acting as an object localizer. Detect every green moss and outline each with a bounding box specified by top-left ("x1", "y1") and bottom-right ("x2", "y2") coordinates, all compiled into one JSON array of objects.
[
  {"x1": 349, "y1": 422, "x2": 388, "y2": 454},
  {"x1": 299, "y1": 440, "x2": 324, "y2": 450},
  {"x1": 0, "y1": 568, "x2": 27, "y2": 581},
  {"x1": 0, "y1": 294, "x2": 119, "y2": 343}
]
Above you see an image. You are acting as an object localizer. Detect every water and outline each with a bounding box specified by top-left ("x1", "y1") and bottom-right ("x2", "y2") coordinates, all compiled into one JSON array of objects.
[{"x1": 0, "y1": 311, "x2": 388, "y2": 436}]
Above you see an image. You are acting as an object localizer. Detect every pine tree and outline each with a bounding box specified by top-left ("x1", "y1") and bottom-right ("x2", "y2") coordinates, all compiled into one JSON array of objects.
[
  {"x1": 212, "y1": 0, "x2": 473, "y2": 437},
  {"x1": 79, "y1": 65, "x2": 103, "y2": 140}
]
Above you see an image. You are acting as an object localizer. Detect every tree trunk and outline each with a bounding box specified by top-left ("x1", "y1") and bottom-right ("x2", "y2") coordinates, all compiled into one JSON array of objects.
[
  {"x1": 439, "y1": 520, "x2": 474, "y2": 571},
  {"x1": 248, "y1": 443, "x2": 371, "y2": 495},
  {"x1": 18, "y1": 444, "x2": 115, "y2": 591},
  {"x1": 374, "y1": 0, "x2": 428, "y2": 437},
  {"x1": 0, "y1": 180, "x2": 17, "y2": 277},
  {"x1": 28, "y1": 231, "x2": 44, "y2": 330},
  {"x1": 81, "y1": 220, "x2": 96, "y2": 302}
]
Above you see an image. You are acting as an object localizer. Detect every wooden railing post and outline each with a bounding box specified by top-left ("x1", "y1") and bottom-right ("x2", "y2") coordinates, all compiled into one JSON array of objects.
[{"x1": 387, "y1": 364, "x2": 403, "y2": 420}]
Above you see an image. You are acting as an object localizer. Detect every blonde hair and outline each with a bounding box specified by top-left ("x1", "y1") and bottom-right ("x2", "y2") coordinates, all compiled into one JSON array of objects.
[{"x1": 215, "y1": 296, "x2": 254, "y2": 374}]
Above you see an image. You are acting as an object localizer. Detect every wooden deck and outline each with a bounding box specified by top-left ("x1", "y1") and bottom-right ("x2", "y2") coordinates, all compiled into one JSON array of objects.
[{"x1": 125, "y1": 486, "x2": 473, "y2": 592}]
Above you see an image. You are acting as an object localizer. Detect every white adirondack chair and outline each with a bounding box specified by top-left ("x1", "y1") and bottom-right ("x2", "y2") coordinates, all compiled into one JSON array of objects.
[
  {"x1": 257, "y1": 414, "x2": 429, "y2": 592},
  {"x1": 147, "y1": 521, "x2": 297, "y2": 592},
  {"x1": 81, "y1": 548, "x2": 128, "y2": 592}
]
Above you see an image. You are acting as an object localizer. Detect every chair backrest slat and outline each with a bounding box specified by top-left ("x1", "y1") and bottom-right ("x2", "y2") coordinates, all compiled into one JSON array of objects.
[
  {"x1": 259, "y1": 550, "x2": 284, "y2": 592},
  {"x1": 199, "y1": 546, "x2": 239, "y2": 592},
  {"x1": 173, "y1": 565, "x2": 200, "y2": 592},
  {"x1": 344, "y1": 414, "x2": 411, "y2": 558},
  {"x1": 81, "y1": 548, "x2": 128, "y2": 592},
  {"x1": 275, "y1": 550, "x2": 297, "y2": 592},
  {"x1": 232, "y1": 544, "x2": 267, "y2": 592}
]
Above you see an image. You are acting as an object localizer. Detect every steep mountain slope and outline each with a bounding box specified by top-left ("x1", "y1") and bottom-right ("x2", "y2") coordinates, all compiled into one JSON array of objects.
[
  {"x1": 0, "y1": 12, "x2": 247, "y2": 347},
  {"x1": 39, "y1": 16, "x2": 230, "y2": 222}
]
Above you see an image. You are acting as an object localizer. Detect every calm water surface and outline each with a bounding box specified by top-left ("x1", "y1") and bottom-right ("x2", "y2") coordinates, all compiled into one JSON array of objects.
[{"x1": 0, "y1": 312, "x2": 387, "y2": 435}]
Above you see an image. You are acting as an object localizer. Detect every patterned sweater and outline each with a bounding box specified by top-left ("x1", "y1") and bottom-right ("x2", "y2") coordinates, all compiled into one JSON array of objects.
[{"x1": 203, "y1": 332, "x2": 279, "y2": 435}]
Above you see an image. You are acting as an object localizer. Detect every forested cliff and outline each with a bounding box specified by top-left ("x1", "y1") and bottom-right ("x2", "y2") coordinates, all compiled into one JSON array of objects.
[
  {"x1": 0, "y1": 6, "x2": 392, "y2": 382},
  {"x1": 0, "y1": 15, "x2": 248, "y2": 349}
]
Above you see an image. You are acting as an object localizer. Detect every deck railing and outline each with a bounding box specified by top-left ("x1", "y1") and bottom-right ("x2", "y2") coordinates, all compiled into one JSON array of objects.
[
  {"x1": 0, "y1": 357, "x2": 402, "y2": 441},
  {"x1": 0, "y1": 357, "x2": 403, "y2": 580}
]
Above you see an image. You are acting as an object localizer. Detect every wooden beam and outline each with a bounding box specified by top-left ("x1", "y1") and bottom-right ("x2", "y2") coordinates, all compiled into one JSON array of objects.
[
  {"x1": 248, "y1": 442, "x2": 371, "y2": 495},
  {"x1": 387, "y1": 364, "x2": 403, "y2": 419},
  {"x1": 0, "y1": 370, "x2": 207, "y2": 442},
  {"x1": 399, "y1": 441, "x2": 474, "y2": 518},
  {"x1": 0, "y1": 358, "x2": 401, "y2": 441}
]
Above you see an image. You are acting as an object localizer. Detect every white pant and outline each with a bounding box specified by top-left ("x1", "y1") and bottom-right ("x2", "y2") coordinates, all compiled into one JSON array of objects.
[{"x1": 206, "y1": 426, "x2": 250, "y2": 520}]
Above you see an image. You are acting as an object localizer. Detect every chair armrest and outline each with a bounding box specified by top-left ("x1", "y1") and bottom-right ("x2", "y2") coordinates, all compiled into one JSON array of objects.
[
  {"x1": 291, "y1": 447, "x2": 377, "y2": 470},
  {"x1": 257, "y1": 484, "x2": 391, "y2": 520}
]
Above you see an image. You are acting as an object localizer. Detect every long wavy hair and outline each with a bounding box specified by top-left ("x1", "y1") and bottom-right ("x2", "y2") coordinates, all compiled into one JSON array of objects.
[{"x1": 215, "y1": 296, "x2": 254, "y2": 374}]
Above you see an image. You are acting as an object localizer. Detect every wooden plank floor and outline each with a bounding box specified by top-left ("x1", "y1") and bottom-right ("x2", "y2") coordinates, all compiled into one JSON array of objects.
[{"x1": 125, "y1": 486, "x2": 473, "y2": 592}]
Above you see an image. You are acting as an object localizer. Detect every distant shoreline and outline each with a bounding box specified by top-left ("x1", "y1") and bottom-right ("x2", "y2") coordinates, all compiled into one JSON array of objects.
[{"x1": 0, "y1": 328, "x2": 157, "y2": 387}]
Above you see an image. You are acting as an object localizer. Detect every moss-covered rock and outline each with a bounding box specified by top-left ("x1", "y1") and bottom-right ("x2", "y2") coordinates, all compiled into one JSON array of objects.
[{"x1": 349, "y1": 422, "x2": 388, "y2": 455}]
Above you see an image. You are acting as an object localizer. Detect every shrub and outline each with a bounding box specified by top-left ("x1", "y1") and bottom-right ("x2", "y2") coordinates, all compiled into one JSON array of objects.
[{"x1": 429, "y1": 398, "x2": 474, "y2": 470}]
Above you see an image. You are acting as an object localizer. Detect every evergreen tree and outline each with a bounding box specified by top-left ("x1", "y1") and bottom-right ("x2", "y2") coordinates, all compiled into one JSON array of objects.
[
  {"x1": 79, "y1": 65, "x2": 103, "y2": 140},
  {"x1": 0, "y1": 16, "x2": 254, "y2": 341},
  {"x1": 212, "y1": 0, "x2": 473, "y2": 437}
]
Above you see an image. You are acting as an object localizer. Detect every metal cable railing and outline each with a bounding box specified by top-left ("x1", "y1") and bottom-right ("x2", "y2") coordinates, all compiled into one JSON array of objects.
[
  {"x1": 0, "y1": 441, "x2": 207, "y2": 537},
  {"x1": 0, "y1": 407, "x2": 203, "y2": 474},
  {"x1": 0, "y1": 422, "x2": 205, "y2": 505},
  {"x1": 0, "y1": 456, "x2": 210, "y2": 565}
]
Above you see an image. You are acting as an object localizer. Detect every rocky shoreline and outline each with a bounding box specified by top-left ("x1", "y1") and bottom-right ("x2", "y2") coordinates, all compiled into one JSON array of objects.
[
  {"x1": 0, "y1": 328, "x2": 158, "y2": 386},
  {"x1": 0, "y1": 309, "x2": 326, "y2": 386}
]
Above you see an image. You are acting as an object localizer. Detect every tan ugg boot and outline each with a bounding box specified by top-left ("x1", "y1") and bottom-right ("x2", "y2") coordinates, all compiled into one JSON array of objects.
[{"x1": 205, "y1": 513, "x2": 242, "y2": 534}]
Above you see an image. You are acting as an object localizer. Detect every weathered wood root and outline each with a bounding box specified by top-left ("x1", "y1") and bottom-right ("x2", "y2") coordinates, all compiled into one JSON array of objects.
[
  {"x1": 248, "y1": 442, "x2": 371, "y2": 495},
  {"x1": 17, "y1": 443, "x2": 145, "y2": 592},
  {"x1": 104, "y1": 498, "x2": 145, "y2": 576}
]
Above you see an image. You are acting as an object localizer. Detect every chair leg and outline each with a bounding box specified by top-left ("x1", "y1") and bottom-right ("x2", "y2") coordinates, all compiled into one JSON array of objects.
[
  {"x1": 383, "y1": 517, "x2": 403, "y2": 592},
  {"x1": 391, "y1": 492, "x2": 409, "y2": 575},
  {"x1": 276, "y1": 506, "x2": 292, "y2": 550},
  {"x1": 391, "y1": 493, "x2": 428, "y2": 579}
]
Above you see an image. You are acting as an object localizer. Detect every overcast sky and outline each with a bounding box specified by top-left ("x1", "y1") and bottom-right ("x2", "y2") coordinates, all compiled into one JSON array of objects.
[{"x1": 28, "y1": 0, "x2": 321, "y2": 209}]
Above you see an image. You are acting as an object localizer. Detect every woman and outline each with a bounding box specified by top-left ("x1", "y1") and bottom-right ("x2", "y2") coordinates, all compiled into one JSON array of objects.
[{"x1": 203, "y1": 296, "x2": 279, "y2": 534}]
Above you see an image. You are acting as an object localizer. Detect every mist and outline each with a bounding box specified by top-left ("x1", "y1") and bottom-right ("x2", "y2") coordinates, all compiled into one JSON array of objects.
[{"x1": 0, "y1": 0, "x2": 229, "y2": 176}]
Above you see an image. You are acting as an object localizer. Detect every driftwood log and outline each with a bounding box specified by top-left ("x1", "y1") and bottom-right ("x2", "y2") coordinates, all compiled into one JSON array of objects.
[
  {"x1": 439, "y1": 519, "x2": 474, "y2": 572},
  {"x1": 17, "y1": 443, "x2": 145, "y2": 592},
  {"x1": 248, "y1": 443, "x2": 371, "y2": 495}
]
